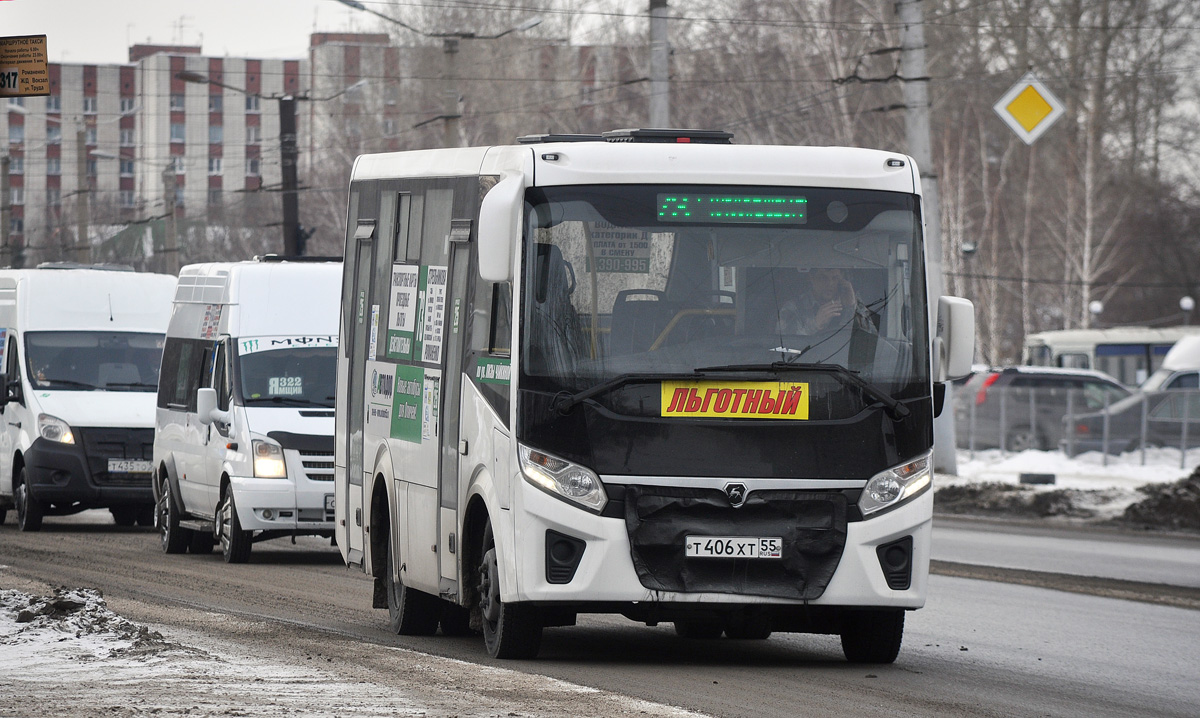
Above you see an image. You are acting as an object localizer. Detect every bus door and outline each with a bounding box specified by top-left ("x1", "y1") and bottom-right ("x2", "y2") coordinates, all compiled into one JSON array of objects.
[
  {"x1": 345, "y1": 220, "x2": 376, "y2": 561},
  {"x1": 437, "y1": 220, "x2": 474, "y2": 590}
]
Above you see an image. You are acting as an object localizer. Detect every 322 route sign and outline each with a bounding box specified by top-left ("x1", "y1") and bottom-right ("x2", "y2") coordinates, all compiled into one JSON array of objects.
[{"x1": 0, "y1": 35, "x2": 50, "y2": 98}]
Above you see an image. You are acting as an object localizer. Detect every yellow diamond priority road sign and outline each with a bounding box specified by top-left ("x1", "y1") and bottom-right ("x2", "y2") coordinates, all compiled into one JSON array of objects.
[{"x1": 993, "y1": 72, "x2": 1064, "y2": 145}]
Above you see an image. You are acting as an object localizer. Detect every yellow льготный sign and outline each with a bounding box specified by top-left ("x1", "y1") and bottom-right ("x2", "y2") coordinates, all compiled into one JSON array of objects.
[{"x1": 661, "y1": 381, "x2": 809, "y2": 420}]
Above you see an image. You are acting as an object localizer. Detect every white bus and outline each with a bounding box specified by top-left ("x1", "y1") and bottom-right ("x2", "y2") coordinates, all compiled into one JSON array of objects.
[
  {"x1": 1023, "y1": 326, "x2": 1200, "y2": 386},
  {"x1": 334, "y1": 129, "x2": 974, "y2": 662}
]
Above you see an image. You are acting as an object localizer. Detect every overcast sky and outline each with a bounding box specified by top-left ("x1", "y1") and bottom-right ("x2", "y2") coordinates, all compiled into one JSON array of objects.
[{"x1": 1, "y1": 0, "x2": 373, "y2": 65}]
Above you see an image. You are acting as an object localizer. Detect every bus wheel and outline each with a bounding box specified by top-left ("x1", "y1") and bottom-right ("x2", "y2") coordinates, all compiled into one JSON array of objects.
[
  {"x1": 158, "y1": 471, "x2": 191, "y2": 554},
  {"x1": 478, "y1": 519, "x2": 542, "y2": 659},
  {"x1": 219, "y1": 491, "x2": 252, "y2": 564},
  {"x1": 841, "y1": 609, "x2": 904, "y2": 664},
  {"x1": 673, "y1": 621, "x2": 723, "y2": 639},
  {"x1": 724, "y1": 614, "x2": 772, "y2": 640},
  {"x1": 439, "y1": 603, "x2": 476, "y2": 636},
  {"x1": 385, "y1": 539, "x2": 440, "y2": 636}
]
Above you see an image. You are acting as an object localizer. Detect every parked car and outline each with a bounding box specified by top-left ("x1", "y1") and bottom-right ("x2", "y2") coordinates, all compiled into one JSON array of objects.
[
  {"x1": 955, "y1": 365, "x2": 1130, "y2": 451},
  {"x1": 1062, "y1": 336, "x2": 1200, "y2": 456}
]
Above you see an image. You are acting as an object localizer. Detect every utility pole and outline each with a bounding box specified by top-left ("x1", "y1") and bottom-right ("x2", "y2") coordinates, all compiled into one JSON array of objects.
[
  {"x1": 899, "y1": 0, "x2": 956, "y2": 473},
  {"x1": 648, "y1": 0, "x2": 670, "y2": 127},
  {"x1": 161, "y1": 165, "x2": 179, "y2": 275},
  {"x1": 75, "y1": 127, "x2": 91, "y2": 265},
  {"x1": 279, "y1": 96, "x2": 301, "y2": 255},
  {"x1": 442, "y1": 38, "x2": 462, "y2": 148},
  {"x1": 1, "y1": 155, "x2": 10, "y2": 267}
]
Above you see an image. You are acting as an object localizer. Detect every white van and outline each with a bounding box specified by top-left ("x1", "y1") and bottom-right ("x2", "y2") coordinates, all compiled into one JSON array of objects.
[
  {"x1": 152, "y1": 257, "x2": 341, "y2": 563},
  {"x1": 0, "y1": 265, "x2": 176, "y2": 531}
]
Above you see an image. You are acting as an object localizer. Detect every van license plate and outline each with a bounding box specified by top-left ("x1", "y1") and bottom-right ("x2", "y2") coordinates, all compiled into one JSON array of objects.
[
  {"x1": 325, "y1": 494, "x2": 335, "y2": 510},
  {"x1": 108, "y1": 459, "x2": 152, "y2": 474},
  {"x1": 685, "y1": 536, "x2": 783, "y2": 559}
]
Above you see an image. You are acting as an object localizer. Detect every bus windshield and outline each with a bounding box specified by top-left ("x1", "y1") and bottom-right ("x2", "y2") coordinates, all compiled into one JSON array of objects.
[
  {"x1": 237, "y1": 344, "x2": 337, "y2": 408},
  {"x1": 521, "y1": 184, "x2": 929, "y2": 413},
  {"x1": 25, "y1": 331, "x2": 165, "y2": 391}
]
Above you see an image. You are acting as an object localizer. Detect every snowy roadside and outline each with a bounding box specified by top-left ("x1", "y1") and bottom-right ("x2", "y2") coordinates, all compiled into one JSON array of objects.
[
  {"x1": 935, "y1": 448, "x2": 1200, "y2": 529},
  {"x1": 0, "y1": 579, "x2": 707, "y2": 718}
]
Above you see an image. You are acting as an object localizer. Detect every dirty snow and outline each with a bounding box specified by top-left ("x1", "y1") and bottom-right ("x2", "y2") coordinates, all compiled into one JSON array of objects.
[
  {"x1": 0, "y1": 584, "x2": 707, "y2": 718},
  {"x1": 936, "y1": 448, "x2": 1199, "y2": 523}
]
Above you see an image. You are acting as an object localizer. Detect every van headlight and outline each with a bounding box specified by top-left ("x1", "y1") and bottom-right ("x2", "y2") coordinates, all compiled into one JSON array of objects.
[
  {"x1": 859, "y1": 453, "x2": 931, "y2": 517},
  {"x1": 252, "y1": 439, "x2": 287, "y2": 478},
  {"x1": 37, "y1": 414, "x2": 75, "y2": 444},
  {"x1": 519, "y1": 444, "x2": 607, "y2": 514}
]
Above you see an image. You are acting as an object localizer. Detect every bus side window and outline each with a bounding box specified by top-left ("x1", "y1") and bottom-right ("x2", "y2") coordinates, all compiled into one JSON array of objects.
[{"x1": 490, "y1": 283, "x2": 512, "y2": 355}]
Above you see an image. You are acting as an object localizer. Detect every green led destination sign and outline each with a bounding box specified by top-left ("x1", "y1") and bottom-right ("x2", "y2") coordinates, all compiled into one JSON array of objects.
[{"x1": 657, "y1": 194, "x2": 807, "y2": 224}]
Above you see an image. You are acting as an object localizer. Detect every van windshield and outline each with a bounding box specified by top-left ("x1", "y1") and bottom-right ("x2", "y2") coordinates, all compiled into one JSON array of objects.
[
  {"x1": 237, "y1": 344, "x2": 337, "y2": 408},
  {"x1": 25, "y1": 331, "x2": 165, "y2": 392}
]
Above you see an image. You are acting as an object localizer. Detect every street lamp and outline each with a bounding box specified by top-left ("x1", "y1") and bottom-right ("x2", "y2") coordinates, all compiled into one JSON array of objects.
[
  {"x1": 333, "y1": 0, "x2": 543, "y2": 147},
  {"x1": 1181, "y1": 296, "x2": 1195, "y2": 325},
  {"x1": 176, "y1": 71, "x2": 304, "y2": 256}
]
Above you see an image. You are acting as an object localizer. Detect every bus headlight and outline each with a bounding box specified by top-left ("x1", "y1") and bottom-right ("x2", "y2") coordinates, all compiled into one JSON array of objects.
[
  {"x1": 519, "y1": 444, "x2": 607, "y2": 514},
  {"x1": 252, "y1": 439, "x2": 287, "y2": 478},
  {"x1": 37, "y1": 413, "x2": 75, "y2": 444},
  {"x1": 859, "y1": 453, "x2": 931, "y2": 517}
]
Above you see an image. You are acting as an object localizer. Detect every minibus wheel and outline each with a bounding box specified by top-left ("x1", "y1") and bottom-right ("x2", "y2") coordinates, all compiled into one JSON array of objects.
[
  {"x1": 478, "y1": 519, "x2": 542, "y2": 659},
  {"x1": 15, "y1": 468, "x2": 44, "y2": 532},
  {"x1": 840, "y1": 609, "x2": 904, "y2": 664},
  {"x1": 158, "y1": 471, "x2": 191, "y2": 554},
  {"x1": 219, "y1": 491, "x2": 252, "y2": 563}
]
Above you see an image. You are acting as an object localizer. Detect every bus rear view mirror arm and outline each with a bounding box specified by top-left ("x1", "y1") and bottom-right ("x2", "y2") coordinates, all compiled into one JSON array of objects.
[
  {"x1": 478, "y1": 175, "x2": 526, "y2": 283},
  {"x1": 935, "y1": 296, "x2": 975, "y2": 383}
]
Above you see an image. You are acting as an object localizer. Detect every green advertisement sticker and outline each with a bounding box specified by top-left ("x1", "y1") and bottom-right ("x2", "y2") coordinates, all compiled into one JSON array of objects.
[{"x1": 391, "y1": 364, "x2": 424, "y2": 443}]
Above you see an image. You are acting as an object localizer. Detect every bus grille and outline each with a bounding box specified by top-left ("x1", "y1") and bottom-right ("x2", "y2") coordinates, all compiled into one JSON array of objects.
[{"x1": 621, "y1": 486, "x2": 848, "y2": 601}]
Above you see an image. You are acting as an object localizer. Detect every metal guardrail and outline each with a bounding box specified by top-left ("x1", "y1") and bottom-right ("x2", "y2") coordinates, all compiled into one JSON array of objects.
[{"x1": 958, "y1": 386, "x2": 1200, "y2": 469}]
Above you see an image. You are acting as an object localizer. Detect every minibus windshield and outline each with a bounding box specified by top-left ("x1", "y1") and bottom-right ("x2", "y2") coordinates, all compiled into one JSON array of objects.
[
  {"x1": 237, "y1": 345, "x2": 336, "y2": 408},
  {"x1": 521, "y1": 184, "x2": 929, "y2": 416},
  {"x1": 25, "y1": 331, "x2": 165, "y2": 392}
]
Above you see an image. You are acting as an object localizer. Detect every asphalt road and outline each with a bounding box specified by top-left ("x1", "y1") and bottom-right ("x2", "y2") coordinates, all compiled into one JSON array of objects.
[
  {"x1": 2, "y1": 512, "x2": 1198, "y2": 718},
  {"x1": 932, "y1": 516, "x2": 1200, "y2": 588}
]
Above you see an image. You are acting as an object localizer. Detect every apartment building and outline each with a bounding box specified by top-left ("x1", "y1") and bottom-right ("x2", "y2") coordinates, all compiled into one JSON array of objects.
[{"x1": 1, "y1": 45, "x2": 305, "y2": 268}]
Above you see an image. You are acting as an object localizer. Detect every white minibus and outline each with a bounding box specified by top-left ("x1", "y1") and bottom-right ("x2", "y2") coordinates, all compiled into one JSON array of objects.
[
  {"x1": 0, "y1": 265, "x2": 175, "y2": 531},
  {"x1": 153, "y1": 257, "x2": 341, "y2": 562}
]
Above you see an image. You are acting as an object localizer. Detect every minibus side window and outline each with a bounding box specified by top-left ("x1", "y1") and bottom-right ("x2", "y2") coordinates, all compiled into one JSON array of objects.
[
  {"x1": 6, "y1": 336, "x2": 20, "y2": 401},
  {"x1": 490, "y1": 284, "x2": 512, "y2": 355},
  {"x1": 212, "y1": 342, "x2": 232, "y2": 411}
]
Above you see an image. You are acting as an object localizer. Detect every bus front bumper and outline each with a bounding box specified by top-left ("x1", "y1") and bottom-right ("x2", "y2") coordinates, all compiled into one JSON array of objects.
[{"x1": 510, "y1": 479, "x2": 931, "y2": 609}]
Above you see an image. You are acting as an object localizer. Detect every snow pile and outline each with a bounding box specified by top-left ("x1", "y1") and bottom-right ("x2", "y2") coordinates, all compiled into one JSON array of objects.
[
  {"x1": 0, "y1": 586, "x2": 178, "y2": 670},
  {"x1": 947, "y1": 447, "x2": 1195, "y2": 491},
  {"x1": 934, "y1": 449, "x2": 1200, "y2": 526}
]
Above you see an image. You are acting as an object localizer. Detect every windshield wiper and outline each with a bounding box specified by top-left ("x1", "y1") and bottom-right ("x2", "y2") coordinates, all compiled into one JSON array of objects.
[
  {"x1": 103, "y1": 382, "x2": 157, "y2": 390},
  {"x1": 550, "y1": 372, "x2": 702, "y2": 415},
  {"x1": 38, "y1": 378, "x2": 100, "y2": 391},
  {"x1": 694, "y1": 362, "x2": 910, "y2": 420}
]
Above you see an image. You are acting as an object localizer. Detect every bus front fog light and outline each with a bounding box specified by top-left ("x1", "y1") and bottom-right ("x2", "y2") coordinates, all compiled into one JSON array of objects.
[
  {"x1": 859, "y1": 453, "x2": 931, "y2": 517},
  {"x1": 519, "y1": 444, "x2": 607, "y2": 513}
]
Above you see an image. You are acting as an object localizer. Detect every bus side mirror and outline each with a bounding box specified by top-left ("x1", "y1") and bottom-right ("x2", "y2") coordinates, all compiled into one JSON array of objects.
[
  {"x1": 196, "y1": 387, "x2": 217, "y2": 425},
  {"x1": 478, "y1": 175, "x2": 525, "y2": 283},
  {"x1": 935, "y1": 296, "x2": 975, "y2": 382}
]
